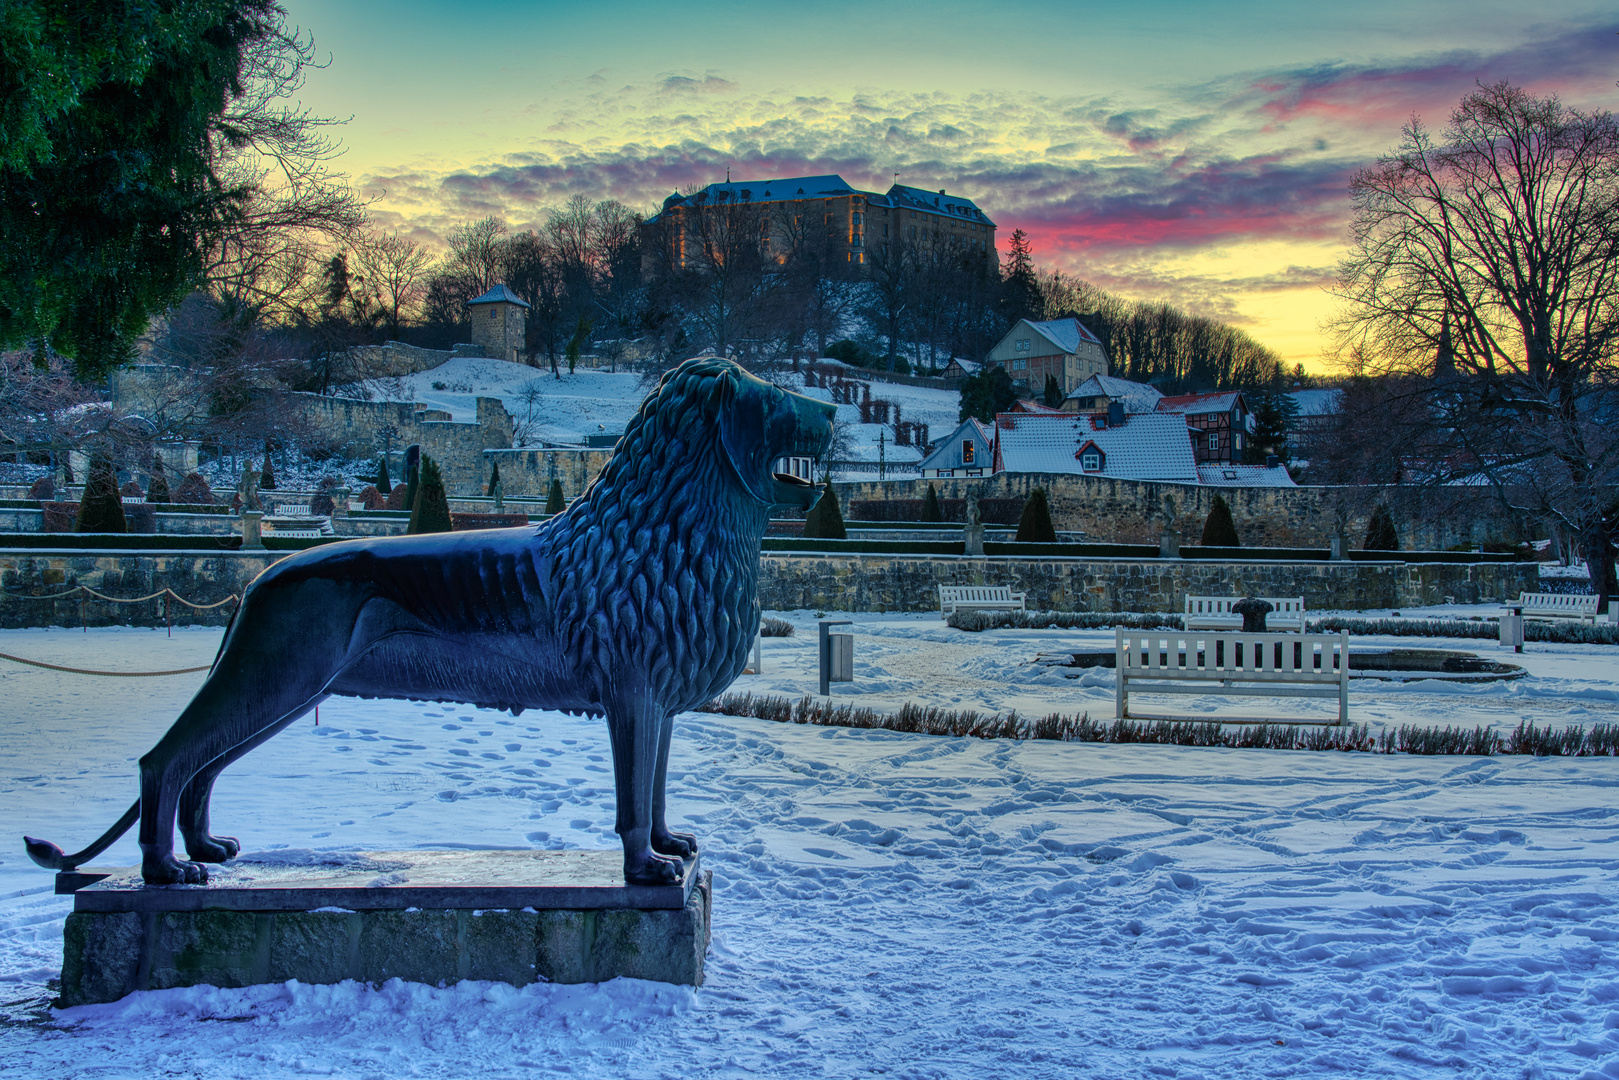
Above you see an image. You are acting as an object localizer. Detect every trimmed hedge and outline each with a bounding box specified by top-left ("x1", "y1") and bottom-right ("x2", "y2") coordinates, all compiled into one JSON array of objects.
[
  {"x1": 762, "y1": 538, "x2": 965, "y2": 555},
  {"x1": 0, "y1": 533, "x2": 344, "y2": 552}
]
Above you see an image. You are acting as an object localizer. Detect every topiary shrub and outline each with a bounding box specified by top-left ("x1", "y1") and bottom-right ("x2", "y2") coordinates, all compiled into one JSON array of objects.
[
  {"x1": 173, "y1": 472, "x2": 215, "y2": 504},
  {"x1": 921, "y1": 482, "x2": 942, "y2": 523},
  {"x1": 359, "y1": 485, "x2": 385, "y2": 510},
  {"x1": 488, "y1": 460, "x2": 502, "y2": 496},
  {"x1": 1364, "y1": 504, "x2": 1399, "y2": 550},
  {"x1": 408, "y1": 454, "x2": 452, "y2": 534},
  {"x1": 119, "y1": 479, "x2": 144, "y2": 498},
  {"x1": 375, "y1": 455, "x2": 392, "y2": 495},
  {"x1": 259, "y1": 450, "x2": 276, "y2": 492},
  {"x1": 75, "y1": 452, "x2": 127, "y2": 533},
  {"x1": 1015, "y1": 486, "x2": 1057, "y2": 542},
  {"x1": 1201, "y1": 494, "x2": 1240, "y2": 547},
  {"x1": 803, "y1": 480, "x2": 847, "y2": 539},
  {"x1": 385, "y1": 484, "x2": 408, "y2": 511},
  {"x1": 546, "y1": 478, "x2": 565, "y2": 515},
  {"x1": 402, "y1": 445, "x2": 421, "y2": 515},
  {"x1": 309, "y1": 492, "x2": 337, "y2": 517},
  {"x1": 27, "y1": 476, "x2": 54, "y2": 501},
  {"x1": 147, "y1": 454, "x2": 170, "y2": 503}
]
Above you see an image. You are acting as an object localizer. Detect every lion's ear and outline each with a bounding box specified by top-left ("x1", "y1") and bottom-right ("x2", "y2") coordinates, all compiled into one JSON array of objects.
[{"x1": 718, "y1": 373, "x2": 774, "y2": 504}]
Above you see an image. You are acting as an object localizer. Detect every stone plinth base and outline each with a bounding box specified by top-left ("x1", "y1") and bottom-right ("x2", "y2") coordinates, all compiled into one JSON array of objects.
[{"x1": 59, "y1": 850, "x2": 709, "y2": 1007}]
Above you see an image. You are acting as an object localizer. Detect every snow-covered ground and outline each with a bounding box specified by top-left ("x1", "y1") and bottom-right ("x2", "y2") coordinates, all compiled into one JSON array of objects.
[{"x1": 4, "y1": 612, "x2": 1619, "y2": 1078}]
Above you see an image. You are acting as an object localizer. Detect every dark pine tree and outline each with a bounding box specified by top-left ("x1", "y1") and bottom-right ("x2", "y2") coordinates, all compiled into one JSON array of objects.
[
  {"x1": 921, "y1": 482, "x2": 943, "y2": 523},
  {"x1": 402, "y1": 445, "x2": 421, "y2": 515},
  {"x1": 1015, "y1": 486, "x2": 1057, "y2": 542},
  {"x1": 488, "y1": 460, "x2": 502, "y2": 496},
  {"x1": 408, "y1": 455, "x2": 453, "y2": 535},
  {"x1": 259, "y1": 447, "x2": 276, "y2": 492},
  {"x1": 546, "y1": 478, "x2": 565, "y2": 515},
  {"x1": 958, "y1": 365, "x2": 1017, "y2": 423},
  {"x1": 147, "y1": 453, "x2": 170, "y2": 503},
  {"x1": 375, "y1": 454, "x2": 392, "y2": 495},
  {"x1": 804, "y1": 481, "x2": 847, "y2": 539},
  {"x1": 1042, "y1": 374, "x2": 1063, "y2": 408},
  {"x1": 1201, "y1": 494, "x2": 1240, "y2": 547},
  {"x1": 75, "y1": 451, "x2": 127, "y2": 533},
  {"x1": 1364, "y1": 504, "x2": 1400, "y2": 550},
  {"x1": 1001, "y1": 228, "x2": 1039, "y2": 322}
]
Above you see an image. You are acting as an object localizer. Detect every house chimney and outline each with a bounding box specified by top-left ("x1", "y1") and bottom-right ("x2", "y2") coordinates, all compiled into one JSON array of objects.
[
  {"x1": 1107, "y1": 401, "x2": 1126, "y2": 427},
  {"x1": 1266, "y1": 454, "x2": 1280, "y2": 469}
]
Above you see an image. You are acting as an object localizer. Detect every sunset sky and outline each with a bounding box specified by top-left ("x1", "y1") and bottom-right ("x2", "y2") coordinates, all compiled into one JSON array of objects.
[{"x1": 280, "y1": 0, "x2": 1619, "y2": 369}]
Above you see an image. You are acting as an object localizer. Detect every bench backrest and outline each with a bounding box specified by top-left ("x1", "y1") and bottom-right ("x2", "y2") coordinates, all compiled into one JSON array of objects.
[
  {"x1": 1117, "y1": 630, "x2": 1348, "y2": 682},
  {"x1": 1185, "y1": 595, "x2": 1305, "y2": 617},
  {"x1": 940, "y1": 585, "x2": 1014, "y2": 603},
  {"x1": 1518, "y1": 592, "x2": 1599, "y2": 614}
]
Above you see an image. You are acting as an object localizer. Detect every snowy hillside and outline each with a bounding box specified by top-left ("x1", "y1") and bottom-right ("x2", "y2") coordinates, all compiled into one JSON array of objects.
[{"x1": 369, "y1": 358, "x2": 964, "y2": 474}]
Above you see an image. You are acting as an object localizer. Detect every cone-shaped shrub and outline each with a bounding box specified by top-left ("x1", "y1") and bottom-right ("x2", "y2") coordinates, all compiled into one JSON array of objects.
[
  {"x1": 385, "y1": 484, "x2": 408, "y2": 510},
  {"x1": 488, "y1": 461, "x2": 502, "y2": 496},
  {"x1": 408, "y1": 455, "x2": 453, "y2": 534},
  {"x1": 546, "y1": 478, "x2": 565, "y2": 514},
  {"x1": 27, "y1": 476, "x2": 54, "y2": 501},
  {"x1": 359, "y1": 485, "x2": 385, "y2": 510},
  {"x1": 259, "y1": 449, "x2": 276, "y2": 491},
  {"x1": 75, "y1": 452, "x2": 127, "y2": 533},
  {"x1": 402, "y1": 446, "x2": 421, "y2": 516},
  {"x1": 376, "y1": 455, "x2": 392, "y2": 495},
  {"x1": 1364, "y1": 504, "x2": 1399, "y2": 550},
  {"x1": 173, "y1": 472, "x2": 214, "y2": 504},
  {"x1": 921, "y1": 482, "x2": 942, "y2": 523},
  {"x1": 1015, "y1": 486, "x2": 1057, "y2": 542},
  {"x1": 147, "y1": 454, "x2": 170, "y2": 503},
  {"x1": 1201, "y1": 494, "x2": 1240, "y2": 546},
  {"x1": 804, "y1": 481, "x2": 847, "y2": 539}
]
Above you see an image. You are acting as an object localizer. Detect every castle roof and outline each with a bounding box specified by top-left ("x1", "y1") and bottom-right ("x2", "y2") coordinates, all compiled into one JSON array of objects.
[{"x1": 466, "y1": 284, "x2": 530, "y2": 309}]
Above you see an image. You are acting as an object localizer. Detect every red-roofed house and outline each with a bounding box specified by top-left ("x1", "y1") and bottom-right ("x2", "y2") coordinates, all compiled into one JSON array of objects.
[{"x1": 1155, "y1": 391, "x2": 1252, "y2": 465}]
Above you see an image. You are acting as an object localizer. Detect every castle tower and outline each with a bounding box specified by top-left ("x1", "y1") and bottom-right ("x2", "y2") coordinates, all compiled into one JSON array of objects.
[{"x1": 467, "y1": 284, "x2": 530, "y2": 363}]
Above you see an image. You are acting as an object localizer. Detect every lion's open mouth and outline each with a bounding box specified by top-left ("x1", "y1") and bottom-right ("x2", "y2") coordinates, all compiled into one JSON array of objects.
[{"x1": 771, "y1": 471, "x2": 816, "y2": 488}]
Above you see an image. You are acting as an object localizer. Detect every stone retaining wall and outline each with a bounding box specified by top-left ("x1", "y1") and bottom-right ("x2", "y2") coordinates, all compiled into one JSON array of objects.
[{"x1": 0, "y1": 548, "x2": 1538, "y2": 629}]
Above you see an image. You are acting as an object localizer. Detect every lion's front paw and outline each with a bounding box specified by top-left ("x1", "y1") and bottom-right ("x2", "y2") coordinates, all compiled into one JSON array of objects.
[
  {"x1": 624, "y1": 851, "x2": 683, "y2": 886},
  {"x1": 142, "y1": 853, "x2": 209, "y2": 885},
  {"x1": 185, "y1": 834, "x2": 240, "y2": 863},
  {"x1": 651, "y1": 828, "x2": 697, "y2": 859}
]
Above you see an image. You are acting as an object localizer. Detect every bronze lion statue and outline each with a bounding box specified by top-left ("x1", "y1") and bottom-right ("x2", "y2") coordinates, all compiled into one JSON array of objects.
[{"x1": 27, "y1": 358, "x2": 834, "y2": 886}]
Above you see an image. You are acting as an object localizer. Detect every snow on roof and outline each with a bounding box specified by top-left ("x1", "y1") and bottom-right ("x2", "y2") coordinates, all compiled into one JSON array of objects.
[
  {"x1": 1289, "y1": 388, "x2": 1343, "y2": 417},
  {"x1": 466, "y1": 284, "x2": 530, "y2": 309},
  {"x1": 995, "y1": 412, "x2": 1198, "y2": 482},
  {"x1": 1157, "y1": 391, "x2": 1243, "y2": 415},
  {"x1": 885, "y1": 184, "x2": 996, "y2": 227},
  {"x1": 1066, "y1": 374, "x2": 1163, "y2": 413},
  {"x1": 1196, "y1": 464, "x2": 1298, "y2": 488},
  {"x1": 1023, "y1": 318, "x2": 1102, "y2": 355}
]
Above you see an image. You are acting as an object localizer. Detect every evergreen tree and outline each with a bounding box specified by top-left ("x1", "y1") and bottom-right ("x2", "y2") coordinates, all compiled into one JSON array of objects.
[
  {"x1": 75, "y1": 451, "x2": 127, "y2": 533},
  {"x1": 921, "y1": 482, "x2": 943, "y2": 523},
  {"x1": 147, "y1": 453, "x2": 169, "y2": 503},
  {"x1": 259, "y1": 446, "x2": 276, "y2": 491},
  {"x1": 1042, "y1": 374, "x2": 1064, "y2": 408},
  {"x1": 174, "y1": 471, "x2": 214, "y2": 504},
  {"x1": 407, "y1": 455, "x2": 452, "y2": 535},
  {"x1": 1200, "y1": 494, "x2": 1240, "y2": 547},
  {"x1": 1244, "y1": 389, "x2": 1299, "y2": 464},
  {"x1": 958, "y1": 365, "x2": 1016, "y2": 422},
  {"x1": 546, "y1": 478, "x2": 565, "y2": 515},
  {"x1": 488, "y1": 460, "x2": 502, "y2": 496},
  {"x1": 375, "y1": 454, "x2": 392, "y2": 495},
  {"x1": 1015, "y1": 486, "x2": 1057, "y2": 542},
  {"x1": 402, "y1": 445, "x2": 421, "y2": 515},
  {"x1": 1001, "y1": 228, "x2": 1039, "y2": 322},
  {"x1": 1364, "y1": 504, "x2": 1400, "y2": 550},
  {"x1": 803, "y1": 481, "x2": 847, "y2": 539}
]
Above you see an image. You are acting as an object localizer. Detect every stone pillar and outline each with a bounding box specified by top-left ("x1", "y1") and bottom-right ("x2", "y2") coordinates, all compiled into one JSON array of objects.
[
  {"x1": 963, "y1": 523, "x2": 985, "y2": 557},
  {"x1": 1330, "y1": 534, "x2": 1348, "y2": 561},
  {"x1": 333, "y1": 487, "x2": 350, "y2": 517},
  {"x1": 1158, "y1": 528, "x2": 1180, "y2": 559},
  {"x1": 241, "y1": 510, "x2": 264, "y2": 551}
]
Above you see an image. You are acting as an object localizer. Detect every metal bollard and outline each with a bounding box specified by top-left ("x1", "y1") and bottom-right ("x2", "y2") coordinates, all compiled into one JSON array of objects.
[
  {"x1": 818, "y1": 619, "x2": 852, "y2": 696},
  {"x1": 1500, "y1": 605, "x2": 1524, "y2": 653}
]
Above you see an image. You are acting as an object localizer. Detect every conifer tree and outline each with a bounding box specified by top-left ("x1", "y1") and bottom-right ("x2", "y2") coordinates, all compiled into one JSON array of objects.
[
  {"x1": 376, "y1": 454, "x2": 392, "y2": 494},
  {"x1": 147, "y1": 453, "x2": 170, "y2": 503},
  {"x1": 1364, "y1": 504, "x2": 1400, "y2": 551},
  {"x1": 1015, "y1": 486, "x2": 1057, "y2": 542},
  {"x1": 1201, "y1": 494, "x2": 1240, "y2": 547},
  {"x1": 546, "y1": 478, "x2": 565, "y2": 515},
  {"x1": 75, "y1": 451, "x2": 127, "y2": 533},
  {"x1": 488, "y1": 460, "x2": 502, "y2": 496},
  {"x1": 259, "y1": 447, "x2": 276, "y2": 491},
  {"x1": 402, "y1": 446, "x2": 421, "y2": 515},
  {"x1": 407, "y1": 455, "x2": 452, "y2": 535},
  {"x1": 1042, "y1": 374, "x2": 1063, "y2": 408},
  {"x1": 804, "y1": 481, "x2": 847, "y2": 539},
  {"x1": 921, "y1": 482, "x2": 942, "y2": 523}
]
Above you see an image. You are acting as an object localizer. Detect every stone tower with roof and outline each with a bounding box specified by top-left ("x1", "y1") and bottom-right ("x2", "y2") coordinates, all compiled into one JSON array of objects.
[{"x1": 467, "y1": 284, "x2": 529, "y2": 363}]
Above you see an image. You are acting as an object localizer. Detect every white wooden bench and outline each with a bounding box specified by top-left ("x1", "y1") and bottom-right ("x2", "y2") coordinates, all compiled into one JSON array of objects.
[
  {"x1": 1185, "y1": 595, "x2": 1306, "y2": 632},
  {"x1": 939, "y1": 585, "x2": 1027, "y2": 619},
  {"x1": 1116, "y1": 629, "x2": 1350, "y2": 725},
  {"x1": 1513, "y1": 592, "x2": 1602, "y2": 624}
]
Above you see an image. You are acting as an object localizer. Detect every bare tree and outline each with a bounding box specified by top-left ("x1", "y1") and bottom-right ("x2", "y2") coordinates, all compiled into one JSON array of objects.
[
  {"x1": 1333, "y1": 82, "x2": 1619, "y2": 606},
  {"x1": 446, "y1": 217, "x2": 510, "y2": 296},
  {"x1": 355, "y1": 230, "x2": 435, "y2": 340},
  {"x1": 863, "y1": 236, "x2": 919, "y2": 370}
]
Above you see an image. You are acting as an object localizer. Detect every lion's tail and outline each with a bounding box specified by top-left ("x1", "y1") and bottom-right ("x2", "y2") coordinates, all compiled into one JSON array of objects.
[{"x1": 24, "y1": 798, "x2": 140, "y2": 871}]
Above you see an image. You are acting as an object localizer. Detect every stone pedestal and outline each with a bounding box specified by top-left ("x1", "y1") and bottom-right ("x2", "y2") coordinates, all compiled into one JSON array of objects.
[
  {"x1": 240, "y1": 510, "x2": 264, "y2": 550},
  {"x1": 58, "y1": 849, "x2": 709, "y2": 1006},
  {"x1": 1158, "y1": 528, "x2": 1180, "y2": 559},
  {"x1": 963, "y1": 523, "x2": 985, "y2": 557},
  {"x1": 1330, "y1": 534, "x2": 1348, "y2": 561}
]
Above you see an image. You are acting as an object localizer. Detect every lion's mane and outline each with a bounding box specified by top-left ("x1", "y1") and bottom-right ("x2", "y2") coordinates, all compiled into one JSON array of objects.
[{"x1": 535, "y1": 358, "x2": 772, "y2": 713}]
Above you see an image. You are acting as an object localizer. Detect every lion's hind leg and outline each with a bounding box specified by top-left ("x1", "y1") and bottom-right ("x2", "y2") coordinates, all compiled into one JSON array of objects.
[
  {"x1": 650, "y1": 711, "x2": 696, "y2": 859},
  {"x1": 178, "y1": 705, "x2": 323, "y2": 863},
  {"x1": 604, "y1": 683, "x2": 684, "y2": 887}
]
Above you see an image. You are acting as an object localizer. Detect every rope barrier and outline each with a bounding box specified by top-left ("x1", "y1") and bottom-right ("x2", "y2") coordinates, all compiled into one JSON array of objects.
[
  {"x1": 0, "y1": 651, "x2": 212, "y2": 677},
  {"x1": 0, "y1": 585, "x2": 239, "y2": 609}
]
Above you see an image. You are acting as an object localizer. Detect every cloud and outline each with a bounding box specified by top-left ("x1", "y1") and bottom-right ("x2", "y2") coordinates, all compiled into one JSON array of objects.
[{"x1": 657, "y1": 73, "x2": 738, "y2": 95}]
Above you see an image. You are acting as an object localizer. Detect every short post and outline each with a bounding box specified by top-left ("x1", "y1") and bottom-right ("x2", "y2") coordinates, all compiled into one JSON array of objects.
[
  {"x1": 749, "y1": 633, "x2": 762, "y2": 675},
  {"x1": 818, "y1": 619, "x2": 852, "y2": 696},
  {"x1": 1500, "y1": 604, "x2": 1524, "y2": 653},
  {"x1": 240, "y1": 509, "x2": 264, "y2": 551},
  {"x1": 963, "y1": 522, "x2": 984, "y2": 557},
  {"x1": 1158, "y1": 528, "x2": 1180, "y2": 559},
  {"x1": 1329, "y1": 534, "x2": 1348, "y2": 561}
]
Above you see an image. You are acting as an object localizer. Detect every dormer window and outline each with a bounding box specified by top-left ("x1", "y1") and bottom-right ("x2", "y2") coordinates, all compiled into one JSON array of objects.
[
  {"x1": 961, "y1": 441, "x2": 975, "y2": 465},
  {"x1": 1081, "y1": 451, "x2": 1101, "y2": 472}
]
